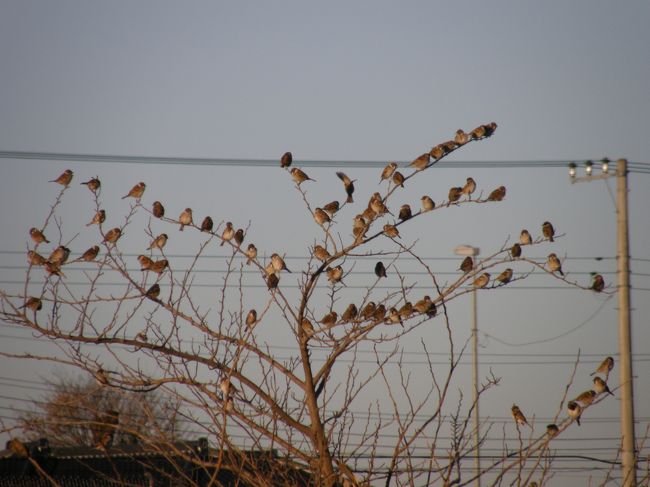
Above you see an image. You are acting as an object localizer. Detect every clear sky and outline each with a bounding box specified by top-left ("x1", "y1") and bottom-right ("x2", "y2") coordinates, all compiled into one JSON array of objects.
[{"x1": 1, "y1": 2, "x2": 649, "y2": 485}]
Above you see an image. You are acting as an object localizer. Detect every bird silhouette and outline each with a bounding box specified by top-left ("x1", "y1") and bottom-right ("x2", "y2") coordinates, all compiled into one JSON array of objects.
[
  {"x1": 373, "y1": 304, "x2": 387, "y2": 323},
  {"x1": 510, "y1": 243, "x2": 522, "y2": 259},
  {"x1": 280, "y1": 152, "x2": 292, "y2": 168},
  {"x1": 152, "y1": 201, "x2": 165, "y2": 218},
  {"x1": 335, "y1": 171, "x2": 355, "y2": 203},
  {"x1": 201, "y1": 216, "x2": 214, "y2": 232},
  {"x1": 448, "y1": 187, "x2": 462, "y2": 206},
  {"x1": 546, "y1": 424, "x2": 559, "y2": 438},
  {"x1": 398, "y1": 204, "x2": 412, "y2": 221},
  {"x1": 511, "y1": 404, "x2": 529, "y2": 428},
  {"x1": 591, "y1": 274, "x2": 605, "y2": 292},
  {"x1": 145, "y1": 283, "x2": 160, "y2": 300},
  {"x1": 375, "y1": 261, "x2": 387, "y2": 278},
  {"x1": 459, "y1": 256, "x2": 474, "y2": 274},
  {"x1": 234, "y1": 229, "x2": 244, "y2": 247},
  {"x1": 266, "y1": 273, "x2": 279, "y2": 289}
]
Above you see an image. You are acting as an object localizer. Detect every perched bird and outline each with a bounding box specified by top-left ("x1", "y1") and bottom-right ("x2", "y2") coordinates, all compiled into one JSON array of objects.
[
  {"x1": 220, "y1": 222, "x2": 234, "y2": 246},
  {"x1": 314, "y1": 207, "x2": 331, "y2": 226},
  {"x1": 266, "y1": 273, "x2": 279, "y2": 289},
  {"x1": 473, "y1": 273, "x2": 490, "y2": 288},
  {"x1": 336, "y1": 171, "x2": 355, "y2": 203},
  {"x1": 178, "y1": 208, "x2": 193, "y2": 231},
  {"x1": 234, "y1": 228, "x2": 244, "y2": 247},
  {"x1": 375, "y1": 261, "x2": 387, "y2": 278},
  {"x1": 591, "y1": 274, "x2": 605, "y2": 292},
  {"x1": 392, "y1": 171, "x2": 405, "y2": 188},
  {"x1": 138, "y1": 255, "x2": 154, "y2": 271},
  {"x1": 454, "y1": 129, "x2": 469, "y2": 146},
  {"x1": 280, "y1": 151, "x2": 292, "y2": 168},
  {"x1": 149, "y1": 259, "x2": 169, "y2": 275},
  {"x1": 341, "y1": 303, "x2": 358, "y2": 322},
  {"x1": 27, "y1": 250, "x2": 47, "y2": 266},
  {"x1": 542, "y1": 221, "x2": 555, "y2": 242},
  {"x1": 361, "y1": 301, "x2": 376, "y2": 320},
  {"x1": 398, "y1": 204, "x2": 412, "y2": 221},
  {"x1": 245, "y1": 309, "x2": 257, "y2": 328},
  {"x1": 20, "y1": 297, "x2": 42, "y2": 312},
  {"x1": 245, "y1": 244, "x2": 258, "y2": 265},
  {"x1": 45, "y1": 261, "x2": 65, "y2": 277},
  {"x1": 496, "y1": 268, "x2": 513, "y2": 285},
  {"x1": 219, "y1": 377, "x2": 239, "y2": 397},
  {"x1": 87, "y1": 209, "x2": 106, "y2": 226},
  {"x1": 81, "y1": 177, "x2": 101, "y2": 192},
  {"x1": 421, "y1": 195, "x2": 435, "y2": 212},
  {"x1": 201, "y1": 216, "x2": 214, "y2": 232},
  {"x1": 459, "y1": 256, "x2": 474, "y2": 274},
  {"x1": 383, "y1": 224, "x2": 400, "y2": 239},
  {"x1": 148, "y1": 233, "x2": 168, "y2": 250},
  {"x1": 547, "y1": 253, "x2": 564, "y2": 276},
  {"x1": 301, "y1": 318, "x2": 314, "y2": 335},
  {"x1": 461, "y1": 177, "x2": 476, "y2": 199},
  {"x1": 546, "y1": 424, "x2": 559, "y2": 438},
  {"x1": 574, "y1": 390, "x2": 597, "y2": 406},
  {"x1": 567, "y1": 401, "x2": 582, "y2": 426},
  {"x1": 323, "y1": 200, "x2": 340, "y2": 216},
  {"x1": 271, "y1": 253, "x2": 291, "y2": 273},
  {"x1": 122, "y1": 182, "x2": 146, "y2": 200},
  {"x1": 387, "y1": 307, "x2": 402, "y2": 326},
  {"x1": 520, "y1": 229, "x2": 532, "y2": 245},
  {"x1": 94, "y1": 368, "x2": 110, "y2": 386},
  {"x1": 511, "y1": 404, "x2": 529, "y2": 427},
  {"x1": 152, "y1": 201, "x2": 165, "y2": 218},
  {"x1": 409, "y1": 153, "x2": 430, "y2": 171},
  {"x1": 370, "y1": 194, "x2": 390, "y2": 216},
  {"x1": 49, "y1": 246, "x2": 71, "y2": 265},
  {"x1": 224, "y1": 397, "x2": 234, "y2": 413},
  {"x1": 361, "y1": 207, "x2": 376, "y2": 222},
  {"x1": 591, "y1": 356, "x2": 614, "y2": 379},
  {"x1": 104, "y1": 228, "x2": 122, "y2": 244},
  {"x1": 326, "y1": 265, "x2": 344, "y2": 284},
  {"x1": 593, "y1": 377, "x2": 614, "y2": 396},
  {"x1": 50, "y1": 169, "x2": 73, "y2": 186},
  {"x1": 135, "y1": 330, "x2": 148, "y2": 344},
  {"x1": 380, "y1": 162, "x2": 397, "y2": 183},
  {"x1": 290, "y1": 167, "x2": 315, "y2": 185},
  {"x1": 7, "y1": 438, "x2": 29, "y2": 458},
  {"x1": 313, "y1": 245, "x2": 331, "y2": 261},
  {"x1": 81, "y1": 245, "x2": 100, "y2": 262},
  {"x1": 430, "y1": 144, "x2": 446, "y2": 161},
  {"x1": 399, "y1": 302, "x2": 413, "y2": 319},
  {"x1": 145, "y1": 283, "x2": 160, "y2": 300},
  {"x1": 320, "y1": 311, "x2": 338, "y2": 327},
  {"x1": 373, "y1": 304, "x2": 387, "y2": 322},
  {"x1": 29, "y1": 227, "x2": 49, "y2": 244},
  {"x1": 510, "y1": 243, "x2": 522, "y2": 259},
  {"x1": 487, "y1": 186, "x2": 506, "y2": 201},
  {"x1": 448, "y1": 187, "x2": 462, "y2": 206},
  {"x1": 414, "y1": 295, "x2": 434, "y2": 314}
]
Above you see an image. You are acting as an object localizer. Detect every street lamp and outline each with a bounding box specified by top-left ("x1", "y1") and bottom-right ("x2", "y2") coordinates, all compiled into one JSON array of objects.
[
  {"x1": 568, "y1": 159, "x2": 636, "y2": 487},
  {"x1": 454, "y1": 244, "x2": 480, "y2": 487}
]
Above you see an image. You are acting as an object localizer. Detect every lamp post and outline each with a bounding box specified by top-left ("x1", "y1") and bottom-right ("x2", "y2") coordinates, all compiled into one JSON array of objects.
[
  {"x1": 454, "y1": 244, "x2": 480, "y2": 487},
  {"x1": 569, "y1": 158, "x2": 636, "y2": 487}
]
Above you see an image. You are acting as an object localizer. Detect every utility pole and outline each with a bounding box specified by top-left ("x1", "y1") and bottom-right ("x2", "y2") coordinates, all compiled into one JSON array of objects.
[
  {"x1": 569, "y1": 158, "x2": 636, "y2": 486},
  {"x1": 454, "y1": 245, "x2": 480, "y2": 487},
  {"x1": 616, "y1": 159, "x2": 636, "y2": 487}
]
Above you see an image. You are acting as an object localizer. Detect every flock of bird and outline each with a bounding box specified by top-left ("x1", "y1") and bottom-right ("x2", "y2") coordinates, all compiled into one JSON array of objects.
[{"x1": 512, "y1": 355, "x2": 615, "y2": 434}]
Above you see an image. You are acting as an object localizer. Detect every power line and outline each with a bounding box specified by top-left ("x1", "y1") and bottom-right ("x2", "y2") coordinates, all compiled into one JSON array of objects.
[{"x1": 0, "y1": 150, "x2": 649, "y2": 171}]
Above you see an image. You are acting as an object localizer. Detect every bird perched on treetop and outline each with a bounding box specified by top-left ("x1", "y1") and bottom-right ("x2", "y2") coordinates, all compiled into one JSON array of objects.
[
  {"x1": 29, "y1": 228, "x2": 49, "y2": 244},
  {"x1": 459, "y1": 256, "x2": 473, "y2": 274},
  {"x1": 81, "y1": 177, "x2": 101, "y2": 193},
  {"x1": 336, "y1": 171, "x2": 355, "y2": 203},
  {"x1": 178, "y1": 208, "x2": 193, "y2": 231},
  {"x1": 280, "y1": 151, "x2": 292, "y2": 168},
  {"x1": 380, "y1": 162, "x2": 397, "y2": 183},
  {"x1": 50, "y1": 169, "x2": 73, "y2": 186},
  {"x1": 290, "y1": 167, "x2": 315, "y2": 185},
  {"x1": 122, "y1": 182, "x2": 146, "y2": 200},
  {"x1": 511, "y1": 404, "x2": 530, "y2": 427},
  {"x1": 542, "y1": 221, "x2": 555, "y2": 242},
  {"x1": 591, "y1": 356, "x2": 614, "y2": 379}
]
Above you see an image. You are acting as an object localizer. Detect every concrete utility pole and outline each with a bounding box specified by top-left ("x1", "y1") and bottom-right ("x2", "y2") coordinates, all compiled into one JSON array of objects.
[
  {"x1": 454, "y1": 245, "x2": 480, "y2": 487},
  {"x1": 569, "y1": 158, "x2": 636, "y2": 486}
]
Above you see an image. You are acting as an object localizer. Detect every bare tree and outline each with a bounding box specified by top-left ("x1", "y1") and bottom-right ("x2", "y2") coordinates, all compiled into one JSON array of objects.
[
  {"x1": 0, "y1": 124, "x2": 612, "y2": 486},
  {"x1": 17, "y1": 374, "x2": 181, "y2": 448}
]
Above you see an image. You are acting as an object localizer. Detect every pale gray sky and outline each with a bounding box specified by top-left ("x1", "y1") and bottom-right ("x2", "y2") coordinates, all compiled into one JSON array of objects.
[{"x1": 1, "y1": 2, "x2": 649, "y2": 485}]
